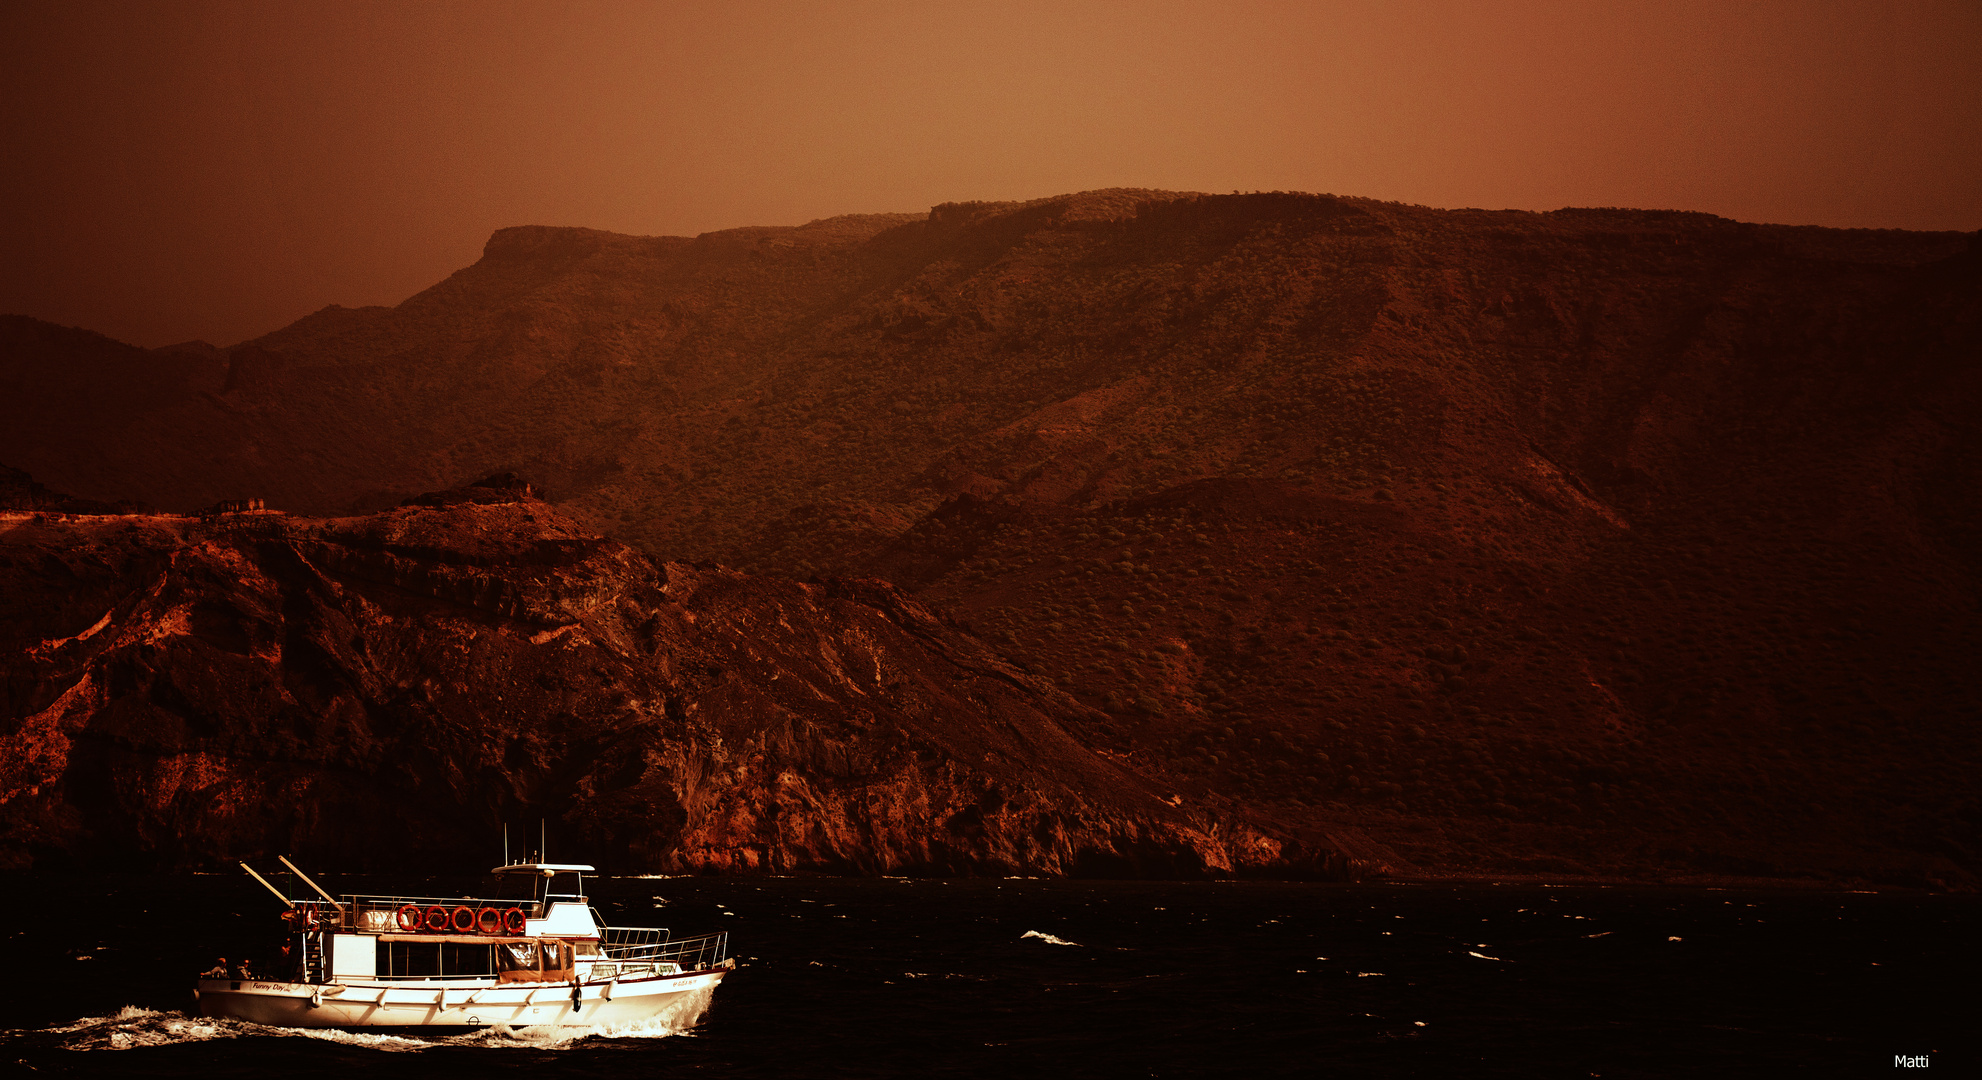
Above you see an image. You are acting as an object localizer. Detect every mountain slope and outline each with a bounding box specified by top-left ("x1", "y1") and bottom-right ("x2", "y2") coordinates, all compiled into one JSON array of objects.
[
  {"x1": 1, "y1": 477, "x2": 1353, "y2": 876},
  {"x1": 2, "y1": 189, "x2": 1978, "y2": 885}
]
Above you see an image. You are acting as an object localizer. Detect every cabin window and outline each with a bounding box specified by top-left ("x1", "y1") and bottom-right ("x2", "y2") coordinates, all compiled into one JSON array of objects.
[
  {"x1": 380, "y1": 941, "x2": 438, "y2": 977},
  {"x1": 497, "y1": 941, "x2": 574, "y2": 971},
  {"x1": 443, "y1": 943, "x2": 496, "y2": 976},
  {"x1": 492, "y1": 875, "x2": 544, "y2": 911},
  {"x1": 499, "y1": 941, "x2": 539, "y2": 972},
  {"x1": 375, "y1": 941, "x2": 499, "y2": 977}
]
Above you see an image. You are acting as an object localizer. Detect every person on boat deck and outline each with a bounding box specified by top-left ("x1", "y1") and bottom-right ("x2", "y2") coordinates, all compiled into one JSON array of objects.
[
  {"x1": 230, "y1": 958, "x2": 253, "y2": 980},
  {"x1": 203, "y1": 958, "x2": 228, "y2": 978}
]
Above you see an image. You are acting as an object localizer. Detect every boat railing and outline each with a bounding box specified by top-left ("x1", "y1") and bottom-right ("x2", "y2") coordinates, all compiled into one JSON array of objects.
[
  {"x1": 601, "y1": 928, "x2": 728, "y2": 972},
  {"x1": 601, "y1": 925, "x2": 669, "y2": 950},
  {"x1": 342, "y1": 893, "x2": 540, "y2": 910},
  {"x1": 294, "y1": 895, "x2": 544, "y2": 932}
]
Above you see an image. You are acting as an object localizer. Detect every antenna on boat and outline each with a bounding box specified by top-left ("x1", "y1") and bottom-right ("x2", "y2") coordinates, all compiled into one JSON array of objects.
[
  {"x1": 541, "y1": 818, "x2": 547, "y2": 863},
  {"x1": 503, "y1": 822, "x2": 509, "y2": 866},
  {"x1": 278, "y1": 856, "x2": 347, "y2": 917},
  {"x1": 239, "y1": 862, "x2": 294, "y2": 908}
]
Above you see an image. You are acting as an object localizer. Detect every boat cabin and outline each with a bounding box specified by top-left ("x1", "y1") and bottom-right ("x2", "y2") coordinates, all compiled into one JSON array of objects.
[
  {"x1": 316, "y1": 862, "x2": 612, "y2": 981},
  {"x1": 230, "y1": 857, "x2": 720, "y2": 991},
  {"x1": 202, "y1": 857, "x2": 734, "y2": 1031},
  {"x1": 481, "y1": 862, "x2": 600, "y2": 935}
]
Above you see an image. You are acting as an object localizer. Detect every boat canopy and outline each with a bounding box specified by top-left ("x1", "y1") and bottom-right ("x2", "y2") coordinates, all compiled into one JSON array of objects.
[{"x1": 491, "y1": 862, "x2": 596, "y2": 874}]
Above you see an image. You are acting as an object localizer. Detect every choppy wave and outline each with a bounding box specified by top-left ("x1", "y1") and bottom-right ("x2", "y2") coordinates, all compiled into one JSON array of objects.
[
  {"x1": 291, "y1": 1027, "x2": 435, "y2": 1052},
  {"x1": 1020, "y1": 931, "x2": 1079, "y2": 946},
  {"x1": 24, "y1": 1006, "x2": 327, "y2": 1052},
  {"x1": 12, "y1": 987, "x2": 713, "y2": 1055}
]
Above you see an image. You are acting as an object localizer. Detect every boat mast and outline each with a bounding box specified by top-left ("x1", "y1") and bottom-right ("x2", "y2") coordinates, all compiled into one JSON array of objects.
[
  {"x1": 238, "y1": 862, "x2": 294, "y2": 908},
  {"x1": 278, "y1": 856, "x2": 347, "y2": 917}
]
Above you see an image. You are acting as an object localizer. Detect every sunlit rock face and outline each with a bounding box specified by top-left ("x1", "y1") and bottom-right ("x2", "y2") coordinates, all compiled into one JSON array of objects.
[{"x1": 0, "y1": 479, "x2": 1365, "y2": 878}]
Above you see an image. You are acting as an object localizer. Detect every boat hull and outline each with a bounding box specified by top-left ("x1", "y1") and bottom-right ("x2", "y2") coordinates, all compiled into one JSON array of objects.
[{"x1": 195, "y1": 967, "x2": 727, "y2": 1030}]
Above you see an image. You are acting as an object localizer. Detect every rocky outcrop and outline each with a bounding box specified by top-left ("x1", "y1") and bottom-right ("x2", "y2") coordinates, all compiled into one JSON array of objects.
[{"x1": 0, "y1": 490, "x2": 1372, "y2": 877}]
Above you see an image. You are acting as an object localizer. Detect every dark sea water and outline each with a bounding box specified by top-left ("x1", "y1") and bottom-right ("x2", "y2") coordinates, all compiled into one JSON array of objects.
[{"x1": 0, "y1": 873, "x2": 1966, "y2": 1077}]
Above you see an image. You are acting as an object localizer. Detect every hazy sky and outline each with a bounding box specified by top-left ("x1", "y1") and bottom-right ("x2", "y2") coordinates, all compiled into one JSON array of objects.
[{"x1": 4, "y1": 0, "x2": 1978, "y2": 348}]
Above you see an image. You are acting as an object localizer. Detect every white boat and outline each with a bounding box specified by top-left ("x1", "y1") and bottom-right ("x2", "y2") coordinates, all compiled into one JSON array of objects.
[{"x1": 195, "y1": 856, "x2": 733, "y2": 1032}]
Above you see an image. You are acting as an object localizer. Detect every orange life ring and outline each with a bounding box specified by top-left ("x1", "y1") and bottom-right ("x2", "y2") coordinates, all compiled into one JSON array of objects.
[
  {"x1": 424, "y1": 905, "x2": 450, "y2": 932},
  {"x1": 450, "y1": 906, "x2": 475, "y2": 933},
  {"x1": 396, "y1": 905, "x2": 422, "y2": 932},
  {"x1": 476, "y1": 907, "x2": 502, "y2": 934},
  {"x1": 503, "y1": 907, "x2": 526, "y2": 934}
]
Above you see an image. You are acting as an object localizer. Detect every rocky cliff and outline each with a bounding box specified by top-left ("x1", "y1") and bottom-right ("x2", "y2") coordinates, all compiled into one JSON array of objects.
[
  {"x1": 3, "y1": 188, "x2": 1978, "y2": 887},
  {"x1": 0, "y1": 478, "x2": 1364, "y2": 876}
]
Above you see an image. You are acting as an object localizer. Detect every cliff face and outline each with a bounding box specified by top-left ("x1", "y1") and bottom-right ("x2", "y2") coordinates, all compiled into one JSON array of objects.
[
  {"x1": 2, "y1": 189, "x2": 1978, "y2": 886},
  {"x1": 0, "y1": 482, "x2": 1358, "y2": 877}
]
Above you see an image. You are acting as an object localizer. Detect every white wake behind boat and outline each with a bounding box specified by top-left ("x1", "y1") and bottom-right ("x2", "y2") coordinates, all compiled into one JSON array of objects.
[{"x1": 196, "y1": 857, "x2": 733, "y2": 1032}]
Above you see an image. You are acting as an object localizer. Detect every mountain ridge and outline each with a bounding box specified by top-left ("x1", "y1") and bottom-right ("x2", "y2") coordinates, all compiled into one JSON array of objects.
[{"x1": 2, "y1": 188, "x2": 1977, "y2": 887}]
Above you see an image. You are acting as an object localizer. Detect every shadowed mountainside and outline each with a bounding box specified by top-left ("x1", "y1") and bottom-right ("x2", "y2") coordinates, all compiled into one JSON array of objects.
[
  {"x1": 3, "y1": 189, "x2": 1979, "y2": 886},
  {"x1": 0, "y1": 477, "x2": 1357, "y2": 876}
]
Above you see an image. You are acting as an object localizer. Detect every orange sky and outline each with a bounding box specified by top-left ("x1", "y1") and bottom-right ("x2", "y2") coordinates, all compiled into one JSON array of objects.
[{"x1": 4, "y1": 0, "x2": 1978, "y2": 348}]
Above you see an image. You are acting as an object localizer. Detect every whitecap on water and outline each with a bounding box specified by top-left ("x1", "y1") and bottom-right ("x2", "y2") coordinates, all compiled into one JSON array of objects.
[
  {"x1": 21, "y1": 986, "x2": 714, "y2": 1054},
  {"x1": 30, "y1": 1006, "x2": 297, "y2": 1051},
  {"x1": 1020, "y1": 931, "x2": 1079, "y2": 946},
  {"x1": 292, "y1": 1027, "x2": 435, "y2": 1052}
]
